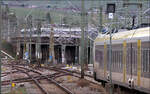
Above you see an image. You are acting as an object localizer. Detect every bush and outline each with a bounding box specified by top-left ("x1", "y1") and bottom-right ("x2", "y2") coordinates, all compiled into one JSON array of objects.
[{"x1": 1, "y1": 40, "x2": 16, "y2": 57}]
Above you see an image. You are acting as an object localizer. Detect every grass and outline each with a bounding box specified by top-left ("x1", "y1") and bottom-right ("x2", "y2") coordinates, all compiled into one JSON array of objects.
[
  {"x1": 77, "y1": 79, "x2": 90, "y2": 87},
  {"x1": 5, "y1": 87, "x2": 27, "y2": 94}
]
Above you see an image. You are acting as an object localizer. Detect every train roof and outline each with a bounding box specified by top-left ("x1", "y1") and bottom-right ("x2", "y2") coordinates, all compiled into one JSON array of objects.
[{"x1": 95, "y1": 27, "x2": 150, "y2": 44}]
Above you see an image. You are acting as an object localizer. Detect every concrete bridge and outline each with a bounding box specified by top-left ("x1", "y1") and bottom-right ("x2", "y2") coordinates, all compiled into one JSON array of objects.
[{"x1": 10, "y1": 27, "x2": 98, "y2": 64}]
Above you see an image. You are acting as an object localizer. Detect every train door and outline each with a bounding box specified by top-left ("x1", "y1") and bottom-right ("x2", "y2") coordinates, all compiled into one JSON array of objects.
[
  {"x1": 126, "y1": 43, "x2": 135, "y2": 87},
  {"x1": 126, "y1": 41, "x2": 139, "y2": 88}
]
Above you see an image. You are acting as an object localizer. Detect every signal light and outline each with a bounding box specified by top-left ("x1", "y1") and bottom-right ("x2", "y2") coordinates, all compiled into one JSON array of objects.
[{"x1": 107, "y1": 4, "x2": 116, "y2": 13}]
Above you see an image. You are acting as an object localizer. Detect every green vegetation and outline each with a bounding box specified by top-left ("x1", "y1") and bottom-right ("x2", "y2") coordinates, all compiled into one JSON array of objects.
[
  {"x1": 1, "y1": 40, "x2": 16, "y2": 57},
  {"x1": 5, "y1": 87, "x2": 27, "y2": 94},
  {"x1": 9, "y1": 7, "x2": 81, "y2": 26},
  {"x1": 9, "y1": 7, "x2": 99, "y2": 26},
  {"x1": 6, "y1": 0, "x2": 100, "y2": 25}
]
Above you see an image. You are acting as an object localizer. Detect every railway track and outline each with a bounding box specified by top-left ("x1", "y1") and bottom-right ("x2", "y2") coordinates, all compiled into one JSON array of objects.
[
  {"x1": 3, "y1": 64, "x2": 99, "y2": 85},
  {"x1": 13, "y1": 65, "x2": 74, "y2": 94},
  {"x1": 39, "y1": 66, "x2": 102, "y2": 87},
  {"x1": 2, "y1": 73, "x2": 59, "y2": 85},
  {"x1": 16, "y1": 68, "x2": 49, "y2": 94},
  {"x1": 2, "y1": 64, "x2": 106, "y2": 94},
  {"x1": 41, "y1": 66, "x2": 93, "y2": 78},
  {"x1": 2, "y1": 70, "x2": 18, "y2": 75}
]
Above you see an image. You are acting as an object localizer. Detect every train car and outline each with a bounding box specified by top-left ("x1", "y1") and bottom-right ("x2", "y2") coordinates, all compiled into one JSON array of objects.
[{"x1": 93, "y1": 27, "x2": 150, "y2": 93}]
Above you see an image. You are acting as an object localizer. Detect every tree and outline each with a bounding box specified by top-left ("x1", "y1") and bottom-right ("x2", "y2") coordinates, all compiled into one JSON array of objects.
[
  {"x1": 9, "y1": 12, "x2": 17, "y2": 28},
  {"x1": 46, "y1": 12, "x2": 52, "y2": 24},
  {"x1": 27, "y1": 15, "x2": 32, "y2": 29},
  {"x1": 62, "y1": 16, "x2": 68, "y2": 24},
  {"x1": 5, "y1": 4, "x2": 9, "y2": 13},
  {"x1": 2, "y1": 4, "x2": 9, "y2": 20}
]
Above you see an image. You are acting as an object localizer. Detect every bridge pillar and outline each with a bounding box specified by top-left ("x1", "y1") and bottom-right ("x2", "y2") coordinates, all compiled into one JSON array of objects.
[
  {"x1": 75, "y1": 46, "x2": 79, "y2": 64},
  {"x1": 25, "y1": 43, "x2": 30, "y2": 59},
  {"x1": 16, "y1": 42, "x2": 20, "y2": 59},
  {"x1": 61, "y1": 45, "x2": 66, "y2": 64},
  {"x1": 79, "y1": 46, "x2": 81, "y2": 65},
  {"x1": 35, "y1": 43, "x2": 42, "y2": 60}
]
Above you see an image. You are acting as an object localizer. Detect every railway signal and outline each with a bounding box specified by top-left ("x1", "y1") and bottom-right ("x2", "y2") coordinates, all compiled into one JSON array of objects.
[
  {"x1": 107, "y1": 4, "x2": 115, "y2": 14},
  {"x1": 107, "y1": 4, "x2": 114, "y2": 94}
]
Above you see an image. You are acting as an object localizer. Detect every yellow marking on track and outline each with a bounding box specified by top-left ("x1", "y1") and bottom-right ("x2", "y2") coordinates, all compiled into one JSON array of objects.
[
  {"x1": 12, "y1": 83, "x2": 15, "y2": 87},
  {"x1": 70, "y1": 66, "x2": 72, "y2": 68},
  {"x1": 137, "y1": 40, "x2": 141, "y2": 86},
  {"x1": 41, "y1": 64, "x2": 44, "y2": 67},
  {"x1": 123, "y1": 41, "x2": 127, "y2": 83},
  {"x1": 2, "y1": 68, "x2": 6, "y2": 71}
]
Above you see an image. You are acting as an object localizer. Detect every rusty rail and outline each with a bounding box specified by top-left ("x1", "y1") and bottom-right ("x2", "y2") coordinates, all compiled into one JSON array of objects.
[
  {"x1": 15, "y1": 67, "x2": 49, "y2": 94},
  {"x1": 14, "y1": 65, "x2": 74, "y2": 94}
]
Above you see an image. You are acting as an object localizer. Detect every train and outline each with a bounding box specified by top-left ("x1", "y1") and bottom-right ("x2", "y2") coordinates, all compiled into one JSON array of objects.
[{"x1": 93, "y1": 27, "x2": 150, "y2": 93}]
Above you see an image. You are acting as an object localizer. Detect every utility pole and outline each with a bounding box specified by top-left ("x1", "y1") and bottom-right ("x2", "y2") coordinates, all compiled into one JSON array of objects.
[
  {"x1": 37, "y1": 20, "x2": 42, "y2": 64},
  {"x1": 23, "y1": 23, "x2": 27, "y2": 61},
  {"x1": 89, "y1": 38, "x2": 93, "y2": 64},
  {"x1": 27, "y1": 15, "x2": 32, "y2": 64},
  {"x1": 48, "y1": 13, "x2": 55, "y2": 65},
  {"x1": 109, "y1": 25, "x2": 113, "y2": 94},
  {"x1": 107, "y1": 3, "x2": 116, "y2": 93},
  {"x1": 99, "y1": 7, "x2": 103, "y2": 33},
  {"x1": 16, "y1": 20, "x2": 19, "y2": 60},
  {"x1": 84, "y1": 12, "x2": 88, "y2": 66},
  {"x1": 80, "y1": 0, "x2": 86, "y2": 78},
  {"x1": 49, "y1": 28, "x2": 55, "y2": 64},
  {"x1": 0, "y1": 2, "x2": 2, "y2": 93},
  {"x1": 75, "y1": 38, "x2": 78, "y2": 64}
]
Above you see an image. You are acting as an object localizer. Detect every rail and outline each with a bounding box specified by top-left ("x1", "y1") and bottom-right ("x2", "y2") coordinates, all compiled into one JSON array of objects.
[{"x1": 14, "y1": 65, "x2": 74, "y2": 94}]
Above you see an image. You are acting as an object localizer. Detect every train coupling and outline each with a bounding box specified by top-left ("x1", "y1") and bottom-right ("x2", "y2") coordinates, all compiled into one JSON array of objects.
[
  {"x1": 107, "y1": 72, "x2": 110, "y2": 81},
  {"x1": 128, "y1": 78, "x2": 134, "y2": 88}
]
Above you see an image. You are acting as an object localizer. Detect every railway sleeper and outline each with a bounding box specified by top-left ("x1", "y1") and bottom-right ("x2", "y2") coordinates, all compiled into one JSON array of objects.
[
  {"x1": 15, "y1": 68, "x2": 49, "y2": 94},
  {"x1": 14, "y1": 65, "x2": 74, "y2": 94}
]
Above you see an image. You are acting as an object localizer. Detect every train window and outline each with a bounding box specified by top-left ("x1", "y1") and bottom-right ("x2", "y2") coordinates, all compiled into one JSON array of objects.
[
  {"x1": 126, "y1": 48, "x2": 131, "y2": 74},
  {"x1": 95, "y1": 49, "x2": 103, "y2": 68},
  {"x1": 119, "y1": 51, "x2": 123, "y2": 72},
  {"x1": 141, "y1": 48, "x2": 150, "y2": 73},
  {"x1": 132, "y1": 49, "x2": 137, "y2": 74},
  {"x1": 120, "y1": 51, "x2": 123, "y2": 70},
  {"x1": 147, "y1": 49, "x2": 150, "y2": 73},
  {"x1": 108, "y1": 50, "x2": 123, "y2": 72}
]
